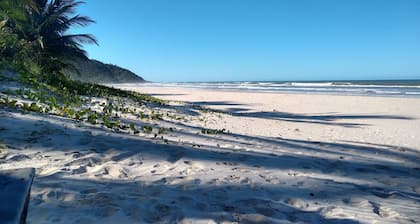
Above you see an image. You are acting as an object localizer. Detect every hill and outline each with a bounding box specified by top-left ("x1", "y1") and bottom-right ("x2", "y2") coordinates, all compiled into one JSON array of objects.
[{"x1": 64, "y1": 59, "x2": 145, "y2": 84}]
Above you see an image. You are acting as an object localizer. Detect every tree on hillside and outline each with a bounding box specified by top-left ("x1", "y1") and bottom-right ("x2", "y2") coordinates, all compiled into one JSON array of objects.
[{"x1": 0, "y1": 0, "x2": 97, "y2": 76}]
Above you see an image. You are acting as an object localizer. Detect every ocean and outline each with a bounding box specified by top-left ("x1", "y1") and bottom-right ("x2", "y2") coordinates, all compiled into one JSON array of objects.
[{"x1": 134, "y1": 80, "x2": 420, "y2": 97}]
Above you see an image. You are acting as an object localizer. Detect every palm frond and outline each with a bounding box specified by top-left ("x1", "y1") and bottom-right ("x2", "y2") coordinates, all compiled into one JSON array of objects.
[
  {"x1": 2, "y1": 0, "x2": 97, "y2": 74},
  {"x1": 59, "y1": 34, "x2": 98, "y2": 45}
]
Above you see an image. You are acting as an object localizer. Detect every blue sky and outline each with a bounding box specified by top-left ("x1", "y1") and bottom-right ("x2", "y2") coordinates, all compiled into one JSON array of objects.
[{"x1": 73, "y1": 0, "x2": 420, "y2": 82}]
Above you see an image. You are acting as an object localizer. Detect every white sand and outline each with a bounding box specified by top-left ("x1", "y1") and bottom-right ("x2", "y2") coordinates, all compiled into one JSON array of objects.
[{"x1": 1, "y1": 85, "x2": 420, "y2": 223}]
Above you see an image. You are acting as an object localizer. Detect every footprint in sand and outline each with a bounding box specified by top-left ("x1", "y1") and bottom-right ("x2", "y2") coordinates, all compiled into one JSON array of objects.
[
  {"x1": 259, "y1": 174, "x2": 280, "y2": 184},
  {"x1": 233, "y1": 198, "x2": 278, "y2": 218},
  {"x1": 377, "y1": 207, "x2": 399, "y2": 219},
  {"x1": 70, "y1": 166, "x2": 87, "y2": 174},
  {"x1": 79, "y1": 192, "x2": 117, "y2": 207},
  {"x1": 101, "y1": 165, "x2": 128, "y2": 178},
  {"x1": 179, "y1": 167, "x2": 193, "y2": 176},
  {"x1": 320, "y1": 206, "x2": 354, "y2": 219},
  {"x1": 240, "y1": 177, "x2": 252, "y2": 184},
  {"x1": 66, "y1": 157, "x2": 102, "y2": 175},
  {"x1": 254, "y1": 206, "x2": 278, "y2": 217},
  {"x1": 184, "y1": 160, "x2": 206, "y2": 170},
  {"x1": 93, "y1": 205, "x2": 120, "y2": 218},
  {"x1": 65, "y1": 157, "x2": 101, "y2": 167},
  {"x1": 236, "y1": 214, "x2": 269, "y2": 223},
  {"x1": 286, "y1": 198, "x2": 308, "y2": 210},
  {"x1": 167, "y1": 149, "x2": 185, "y2": 163},
  {"x1": 43, "y1": 189, "x2": 77, "y2": 202},
  {"x1": 224, "y1": 175, "x2": 241, "y2": 184},
  {"x1": 80, "y1": 188, "x2": 98, "y2": 194},
  {"x1": 7, "y1": 154, "x2": 31, "y2": 161},
  {"x1": 123, "y1": 205, "x2": 142, "y2": 222},
  {"x1": 370, "y1": 202, "x2": 399, "y2": 219},
  {"x1": 143, "y1": 203, "x2": 183, "y2": 223},
  {"x1": 344, "y1": 197, "x2": 371, "y2": 208}
]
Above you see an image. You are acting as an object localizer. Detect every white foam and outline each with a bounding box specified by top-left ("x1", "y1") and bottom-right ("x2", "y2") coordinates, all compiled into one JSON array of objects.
[{"x1": 111, "y1": 81, "x2": 420, "y2": 97}]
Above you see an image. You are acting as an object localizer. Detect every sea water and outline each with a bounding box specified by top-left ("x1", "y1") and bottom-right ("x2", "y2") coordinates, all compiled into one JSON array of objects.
[{"x1": 130, "y1": 80, "x2": 420, "y2": 97}]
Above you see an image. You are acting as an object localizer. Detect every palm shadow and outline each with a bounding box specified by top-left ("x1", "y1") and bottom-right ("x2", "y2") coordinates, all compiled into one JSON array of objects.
[{"x1": 178, "y1": 100, "x2": 415, "y2": 127}]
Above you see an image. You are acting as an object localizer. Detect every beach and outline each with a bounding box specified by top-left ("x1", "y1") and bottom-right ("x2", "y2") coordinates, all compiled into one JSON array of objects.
[
  {"x1": 1, "y1": 85, "x2": 420, "y2": 223},
  {"x1": 2, "y1": 0, "x2": 420, "y2": 223},
  {"x1": 118, "y1": 85, "x2": 420, "y2": 149}
]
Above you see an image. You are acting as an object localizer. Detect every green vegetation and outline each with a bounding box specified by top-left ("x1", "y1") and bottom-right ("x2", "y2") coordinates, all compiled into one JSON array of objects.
[
  {"x1": 22, "y1": 102, "x2": 43, "y2": 113},
  {"x1": 0, "y1": 0, "x2": 173, "y2": 143},
  {"x1": 1, "y1": 97, "x2": 17, "y2": 108},
  {"x1": 0, "y1": 0, "x2": 166, "y2": 111},
  {"x1": 158, "y1": 127, "x2": 166, "y2": 134},
  {"x1": 150, "y1": 111, "x2": 163, "y2": 120},
  {"x1": 1, "y1": 0, "x2": 226, "y2": 152},
  {"x1": 1, "y1": 0, "x2": 97, "y2": 76},
  {"x1": 0, "y1": 0, "x2": 158, "y2": 102},
  {"x1": 129, "y1": 123, "x2": 140, "y2": 134},
  {"x1": 201, "y1": 128, "x2": 226, "y2": 135},
  {"x1": 64, "y1": 58, "x2": 145, "y2": 84},
  {"x1": 143, "y1": 125, "x2": 153, "y2": 133}
]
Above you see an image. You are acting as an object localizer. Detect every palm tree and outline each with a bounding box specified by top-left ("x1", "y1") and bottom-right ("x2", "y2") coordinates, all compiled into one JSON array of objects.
[
  {"x1": 0, "y1": 0, "x2": 38, "y2": 71},
  {"x1": 31, "y1": 0, "x2": 98, "y2": 74},
  {"x1": 0, "y1": 0, "x2": 38, "y2": 36},
  {"x1": 1, "y1": 0, "x2": 97, "y2": 75}
]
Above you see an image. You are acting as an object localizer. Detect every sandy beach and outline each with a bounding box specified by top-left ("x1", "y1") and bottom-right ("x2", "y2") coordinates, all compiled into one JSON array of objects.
[
  {"x1": 119, "y1": 85, "x2": 420, "y2": 149},
  {"x1": 1, "y1": 85, "x2": 420, "y2": 223},
  {"x1": 2, "y1": 0, "x2": 420, "y2": 223}
]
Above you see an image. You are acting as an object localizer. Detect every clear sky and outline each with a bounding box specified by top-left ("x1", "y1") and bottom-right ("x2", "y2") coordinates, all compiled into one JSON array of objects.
[{"x1": 73, "y1": 0, "x2": 420, "y2": 82}]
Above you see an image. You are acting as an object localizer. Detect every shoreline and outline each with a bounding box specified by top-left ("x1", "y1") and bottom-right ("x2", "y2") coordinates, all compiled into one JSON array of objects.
[{"x1": 110, "y1": 82, "x2": 420, "y2": 99}]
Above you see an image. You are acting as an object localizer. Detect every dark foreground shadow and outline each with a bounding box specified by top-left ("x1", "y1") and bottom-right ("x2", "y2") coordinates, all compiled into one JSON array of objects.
[{"x1": 30, "y1": 175, "x2": 363, "y2": 223}]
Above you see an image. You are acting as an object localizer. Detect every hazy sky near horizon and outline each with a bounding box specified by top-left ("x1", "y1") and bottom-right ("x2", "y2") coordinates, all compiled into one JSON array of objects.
[{"x1": 73, "y1": 0, "x2": 420, "y2": 82}]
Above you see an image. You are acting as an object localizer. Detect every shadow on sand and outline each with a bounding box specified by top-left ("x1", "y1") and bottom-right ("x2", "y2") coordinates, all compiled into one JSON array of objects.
[
  {"x1": 1, "y1": 110, "x2": 419, "y2": 223},
  {"x1": 179, "y1": 100, "x2": 415, "y2": 127}
]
